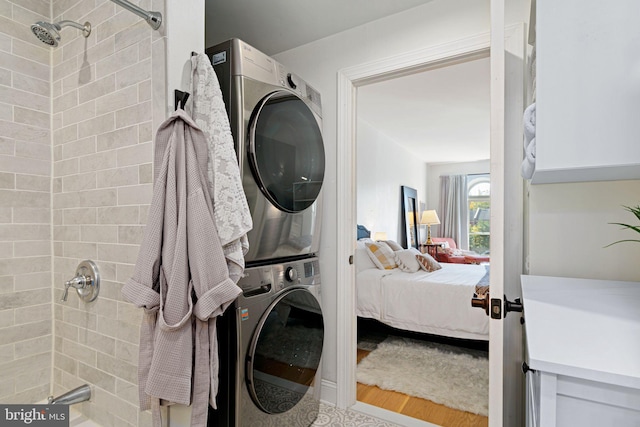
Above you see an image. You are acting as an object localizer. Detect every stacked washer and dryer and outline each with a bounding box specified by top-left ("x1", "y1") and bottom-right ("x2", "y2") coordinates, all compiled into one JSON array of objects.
[{"x1": 205, "y1": 39, "x2": 325, "y2": 427}]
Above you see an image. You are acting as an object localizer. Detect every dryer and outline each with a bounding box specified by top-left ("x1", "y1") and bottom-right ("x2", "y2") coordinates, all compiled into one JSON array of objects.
[
  {"x1": 206, "y1": 39, "x2": 325, "y2": 266},
  {"x1": 213, "y1": 257, "x2": 324, "y2": 427}
]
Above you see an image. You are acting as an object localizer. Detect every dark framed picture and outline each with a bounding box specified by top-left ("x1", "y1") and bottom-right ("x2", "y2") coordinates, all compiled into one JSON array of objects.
[{"x1": 401, "y1": 186, "x2": 419, "y2": 249}]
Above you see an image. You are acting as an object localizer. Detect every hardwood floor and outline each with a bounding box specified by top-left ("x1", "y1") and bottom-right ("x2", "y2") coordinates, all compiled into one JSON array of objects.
[{"x1": 356, "y1": 348, "x2": 488, "y2": 427}]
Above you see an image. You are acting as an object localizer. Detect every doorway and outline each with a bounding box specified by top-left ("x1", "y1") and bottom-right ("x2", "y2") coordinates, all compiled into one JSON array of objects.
[
  {"x1": 335, "y1": 24, "x2": 526, "y2": 427},
  {"x1": 354, "y1": 53, "x2": 491, "y2": 427}
]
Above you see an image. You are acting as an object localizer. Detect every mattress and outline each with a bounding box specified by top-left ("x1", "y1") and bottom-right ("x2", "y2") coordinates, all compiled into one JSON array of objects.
[{"x1": 356, "y1": 263, "x2": 490, "y2": 341}]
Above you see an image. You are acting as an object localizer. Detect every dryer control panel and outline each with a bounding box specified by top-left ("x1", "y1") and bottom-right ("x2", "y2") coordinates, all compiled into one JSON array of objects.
[{"x1": 238, "y1": 257, "x2": 320, "y2": 297}]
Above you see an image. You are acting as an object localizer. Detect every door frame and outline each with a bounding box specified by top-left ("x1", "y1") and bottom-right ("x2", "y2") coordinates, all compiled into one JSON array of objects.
[{"x1": 335, "y1": 24, "x2": 525, "y2": 425}]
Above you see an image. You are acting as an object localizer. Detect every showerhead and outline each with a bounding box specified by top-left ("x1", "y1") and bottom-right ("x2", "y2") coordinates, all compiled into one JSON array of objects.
[{"x1": 31, "y1": 20, "x2": 91, "y2": 47}]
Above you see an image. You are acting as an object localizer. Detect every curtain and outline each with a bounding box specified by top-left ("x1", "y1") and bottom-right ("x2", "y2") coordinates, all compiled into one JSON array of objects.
[{"x1": 438, "y1": 174, "x2": 469, "y2": 250}]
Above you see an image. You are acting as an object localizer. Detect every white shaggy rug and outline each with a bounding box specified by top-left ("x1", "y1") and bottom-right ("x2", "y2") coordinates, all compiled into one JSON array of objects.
[{"x1": 357, "y1": 337, "x2": 489, "y2": 416}]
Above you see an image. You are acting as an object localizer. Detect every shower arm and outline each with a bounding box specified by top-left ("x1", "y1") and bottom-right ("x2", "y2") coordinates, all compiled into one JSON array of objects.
[
  {"x1": 57, "y1": 20, "x2": 92, "y2": 37},
  {"x1": 110, "y1": 0, "x2": 162, "y2": 30}
]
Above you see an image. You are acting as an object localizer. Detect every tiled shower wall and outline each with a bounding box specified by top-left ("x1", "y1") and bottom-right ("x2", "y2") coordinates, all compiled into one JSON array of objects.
[
  {"x1": 50, "y1": 0, "x2": 165, "y2": 425},
  {"x1": 0, "y1": 0, "x2": 53, "y2": 405},
  {"x1": 1, "y1": 0, "x2": 167, "y2": 425}
]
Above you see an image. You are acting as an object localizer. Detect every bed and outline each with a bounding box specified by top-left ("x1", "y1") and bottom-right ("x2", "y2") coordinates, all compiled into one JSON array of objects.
[{"x1": 355, "y1": 240, "x2": 490, "y2": 341}]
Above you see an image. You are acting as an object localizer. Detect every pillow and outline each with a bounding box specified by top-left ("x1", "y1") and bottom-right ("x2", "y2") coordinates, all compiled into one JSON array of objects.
[
  {"x1": 394, "y1": 248, "x2": 421, "y2": 273},
  {"x1": 364, "y1": 241, "x2": 397, "y2": 270},
  {"x1": 416, "y1": 253, "x2": 442, "y2": 272},
  {"x1": 355, "y1": 240, "x2": 377, "y2": 273},
  {"x1": 383, "y1": 240, "x2": 403, "y2": 251}
]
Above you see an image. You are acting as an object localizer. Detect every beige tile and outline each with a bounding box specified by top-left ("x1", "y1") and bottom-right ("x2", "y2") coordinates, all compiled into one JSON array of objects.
[
  {"x1": 0, "y1": 119, "x2": 50, "y2": 144},
  {"x1": 53, "y1": 188, "x2": 118, "y2": 209},
  {"x1": 0, "y1": 137, "x2": 15, "y2": 155},
  {"x1": 12, "y1": 74, "x2": 49, "y2": 98},
  {"x1": 63, "y1": 241, "x2": 97, "y2": 259},
  {"x1": 0, "y1": 190, "x2": 49, "y2": 208},
  {"x1": 0, "y1": 67, "x2": 10, "y2": 86},
  {"x1": 78, "y1": 329, "x2": 116, "y2": 357},
  {"x1": 14, "y1": 302, "x2": 51, "y2": 325},
  {"x1": 93, "y1": 387, "x2": 138, "y2": 425},
  {"x1": 53, "y1": 225, "x2": 80, "y2": 241},
  {"x1": 14, "y1": 106, "x2": 49, "y2": 130},
  {"x1": 53, "y1": 55, "x2": 78, "y2": 82},
  {"x1": 14, "y1": 366, "x2": 50, "y2": 393},
  {"x1": 97, "y1": 206, "x2": 139, "y2": 225},
  {"x1": 0, "y1": 208, "x2": 11, "y2": 223},
  {"x1": 62, "y1": 171, "x2": 97, "y2": 192},
  {"x1": 16, "y1": 174, "x2": 49, "y2": 191},
  {"x1": 54, "y1": 157, "x2": 80, "y2": 177},
  {"x1": 0, "y1": 49, "x2": 48, "y2": 81},
  {"x1": 63, "y1": 100, "x2": 97, "y2": 127},
  {"x1": 14, "y1": 240, "x2": 51, "y2": 257},
  {"x1": 80, "y1": 225, "x2": 118, "y2": 243},
  {"x1": 138, "y1": 37, "x2": 151, "y2": 62},
  {"x1": 116, "y1": 264, "x2": 135, "y2": 285},
  {"x1": 0, "y1": 342, "x2": 14, "y2": 363},
  {"x1": 138, "y1": 163, "x2": 152, "y2": 184},
  {"x1": 95, "y1": 84, "x2": 138, "y2": 117},
  {"x1": 77, "y1": 150, "x2": 117, "y2": 173},
  {"x1": 78, "y1": 362, "x2": 116, "y2": 394},
  {"x1": 15, "y1": 139, "x2": 51, "y2": 161},
  {"x1": 117, "y1": 142, "x2": 152, "y2": 167},
  {"x1": 61, "y1": 136, "x2": 97, "y2": 160},
  {"x1": 96, "y1": 352, "x2": 136, "y2": 384},
  {"x1": 96, "y1": 43, "x2": 138, "y2": 80},
  {"x1": 96, "y1": 166, "x2": 138, "y2": 188},
  {"x1": 54, "y1": 89, "x2": 78, "y2": 112},
  {"x1": 115, "y1": 378, "x2": 137, "y2": 403},
  {"x1": 53, "y1": 177, "x2": 62, "y2": 193},
  {"x1": 53, "y1": 124, "x2": 78, "y2": 146},
  {"x1": 78, "y1": 113, "x2": 115, "y2": 139},
  {"x1": 54, "y1": 351, "x2": 77, "y2": 375},
  {"x1": 0, "y1": 308, "x2": 13, "y2": 328},
  {"x1": 0, "y1": 172, "x2": 14, "y2": 189},
  {"x1": 0, "y1": 319, "x2": 50, "y2": 345},
  {"x1": 79, "y1": 74, "x2": 116, "y2": 104},
  {"x1": 97, "y1": 9, "x2": 140, "y2": 44},
  {"x1": 63, "y1": 339, "x2": 97, "y2": 367},
  {"x1": 0, "y1": 378, "x2": 15, "y2": 399},
  {"x1": 0, "y1": 224, "x2": 50, "y2": 240},
  {"x1": 117, "y1": 225, "x2": 144, "y2": 245},
  {"x1": 0, "y1": 256, "x2": 51, "y2": 278},
  {"x1": 115, "y1": 101, "x2": 152, "y2": 129},
  {"x1": 116, "y1": 58, "x2": 152, "y2": 91},
  {"x1": 117, "y1": 301, "x2": 141, "y2": 325},
  {"x1": 0, "y1": 275, "x2": 13, "y2": 294},
  {"x1": 114, "y1": 339, "x2": 137, "y2": 366},
  {"x1": 97, "y1": 243, "x2": 140, "y2": 264},
  {"x1": 13, "y1": 207, "x2": 50, "y2": 223},
  {"x1": 13, "y1": 334, "x2": 51, "y2": 358},
  {"x1": 0, "y1": 154, "x2": 50, "y2": 176},
  {"x1": 14, "y1": 271, "x2": 51, "y2": 292},
  {"x1": 0, "y1": 241, "x2": 12, "y2": 257},
  {"x1": 138, "y1": 121, "x2": 153, "y2": 143},
  {"x1": 0, "y1": 84, "x2": 49, "y2": 113},
  {"x1": 11, "y1": 38, "x2": 49, "y2": 65},
  {"x1": 3, "y1": 383, "x2": 50, "y2": 404},
  {"x1": 96, "y1": 125, "x2": 137, "y2": 152},
  {"x1": 97, "y1": 280, "x2": 124, "y2": 302},
  {"x1": 138, "y1": 79, "x2": 151, "y2": 103},
  {"x1": 54, "y1": 320, "x2": 79, "y2": 341},
  {"x1": 63, "y1": 207, "x2": 97, "y2": 225},
  {"x1": 0, "y1": 288, "x2": 50, "y2": 310},
  {"x1": 0, "y1": 351, "x2": 49, "y2": 380},
  {"x1": 11, "y1": 0, "x2": 49, "y2": 21},
  {"x1": 0, "y1": 102, "x2": 11, "y2": 121}
]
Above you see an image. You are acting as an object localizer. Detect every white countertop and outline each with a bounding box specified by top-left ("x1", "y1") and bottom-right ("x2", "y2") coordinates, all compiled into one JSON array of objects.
[{"x1": 521, "y1": 275, "x2": 640, "y2": 389}]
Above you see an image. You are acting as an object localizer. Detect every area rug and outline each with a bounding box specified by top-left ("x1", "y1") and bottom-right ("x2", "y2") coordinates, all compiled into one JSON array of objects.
[{"x1": 356, "y1": 336, "x2": 489, "y2": 416}]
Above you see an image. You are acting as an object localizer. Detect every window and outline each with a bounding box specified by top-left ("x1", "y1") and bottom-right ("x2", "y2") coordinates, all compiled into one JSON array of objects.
[{"x1": 467, "y1": 176, "x2": 490, "y2": 254}]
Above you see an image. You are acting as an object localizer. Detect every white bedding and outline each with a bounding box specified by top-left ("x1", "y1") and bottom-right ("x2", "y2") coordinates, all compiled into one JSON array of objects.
[{"x1": 356, "y1": 263, "x2": 490, "y2": 341}]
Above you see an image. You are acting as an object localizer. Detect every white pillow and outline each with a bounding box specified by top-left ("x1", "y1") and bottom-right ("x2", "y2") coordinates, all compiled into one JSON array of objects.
[
  {"x1": 394, "y1": 248, "x2": 421, "y2": 273},
  {"x1": 416, "y1": 252, "x2": 442, "y2": 272},
  {"x1": 383, "y1": 240, "x2": 403, "y2": 251},
  {"x1": 355, "y1": 240, "x2": 377, "y2": 273},
  {"x1": 364, "y1": 241, "x2": 397, "y2": 270}
]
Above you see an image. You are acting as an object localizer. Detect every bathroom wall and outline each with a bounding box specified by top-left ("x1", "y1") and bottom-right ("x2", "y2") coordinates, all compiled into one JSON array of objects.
[
  {"x1": 0, "y1": 0, "x2": 53, "y2": 405},
  {"x1": 49, "y1": 0, "x2": 165, "y2": 425}
]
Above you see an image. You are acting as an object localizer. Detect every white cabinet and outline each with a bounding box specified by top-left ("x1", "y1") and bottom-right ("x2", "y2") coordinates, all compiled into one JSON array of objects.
[
  {"x1": 522, "y1": 275, "x2": 640, "y2": 426},
  {"x1": 532, "y1": 0, "x2": 640, "y2": 184}
]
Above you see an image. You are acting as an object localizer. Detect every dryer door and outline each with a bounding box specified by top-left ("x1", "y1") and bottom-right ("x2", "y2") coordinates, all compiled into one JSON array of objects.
[
  {"x1": 248, "y1": 91, "x2": 325, "y2": 213},
  {"x1": 246, "y1": 287, "x2": 324, "y2": 414}
]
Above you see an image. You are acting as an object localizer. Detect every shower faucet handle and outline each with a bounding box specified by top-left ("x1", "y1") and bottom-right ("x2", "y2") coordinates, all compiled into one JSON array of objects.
[{"x1": 61, "y1": 260, "x2": 100, "y2": 303}]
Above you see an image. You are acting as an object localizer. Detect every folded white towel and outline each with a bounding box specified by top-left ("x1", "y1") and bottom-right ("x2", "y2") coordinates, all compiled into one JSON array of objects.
[
  {"x1": 523, "y1": 102, "x2": 536, "y2": 144},
  {"x1": 520, "y1": 137, "x2": 536, "y2": 180},
  {"x1": 190, "y1": 53, "x2": 253, "y2": 283}
]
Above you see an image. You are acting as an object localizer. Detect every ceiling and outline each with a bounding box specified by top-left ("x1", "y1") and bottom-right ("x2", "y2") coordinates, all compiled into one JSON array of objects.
[{"x1": 205, "y1": 0, "x2": 490, "y2": 164}]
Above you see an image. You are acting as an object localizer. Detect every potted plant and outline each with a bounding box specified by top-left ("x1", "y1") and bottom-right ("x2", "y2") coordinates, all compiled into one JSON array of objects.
[{"x1": 606, "y1": 205, "x2": 640, "y2": 247}]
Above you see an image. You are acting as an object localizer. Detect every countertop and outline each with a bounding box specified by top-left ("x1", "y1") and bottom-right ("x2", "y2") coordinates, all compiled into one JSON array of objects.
[{"x1": 521, "y1": 275, "x2": 640, "y2": 389}]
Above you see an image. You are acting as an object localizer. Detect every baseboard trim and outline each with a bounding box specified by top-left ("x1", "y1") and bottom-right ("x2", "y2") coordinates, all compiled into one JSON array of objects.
[{"x1": 320, "y1": 379, "x2": 337, "y2": 405}]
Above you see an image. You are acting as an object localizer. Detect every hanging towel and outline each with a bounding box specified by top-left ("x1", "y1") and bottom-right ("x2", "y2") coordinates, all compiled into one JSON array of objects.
[
  {"x1": 122, "y1": 109, "x2": 242, "y2": 427},
  {"x1": 523, "y1": 102, "x2": 536, "y2": 145},
  {"x1": 190, "y1": 53, "x2": 252, "y2": 284},
  {"x1": 521, "y1": 138, "x2": 536, "y2": 179}
]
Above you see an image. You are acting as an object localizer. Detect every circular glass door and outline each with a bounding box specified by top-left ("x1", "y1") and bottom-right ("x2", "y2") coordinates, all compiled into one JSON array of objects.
[
  {"x1": 249, "y1": 91, "x2": 325, "y2": 213},
  {"x1": 246, "y1": 288, "x2": 324, "y2": 414}
]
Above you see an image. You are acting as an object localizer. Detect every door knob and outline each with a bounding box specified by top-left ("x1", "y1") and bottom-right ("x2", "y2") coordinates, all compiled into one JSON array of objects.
[{"x1": 471, "y1": 292, "x2": 490, "y2": 316}]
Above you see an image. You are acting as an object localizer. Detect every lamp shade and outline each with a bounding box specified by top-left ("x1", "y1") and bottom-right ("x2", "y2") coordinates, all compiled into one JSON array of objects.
[
  {"x1": 420, "y1": 210, "x2": 440, "y2": 225},
  {"x1": 373, "y1": 232, "x2": 388, "y2": 241}
]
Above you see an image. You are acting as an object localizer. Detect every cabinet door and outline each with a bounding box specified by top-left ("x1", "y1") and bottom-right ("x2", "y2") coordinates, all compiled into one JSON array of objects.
[{"x1": 534, "y1": 0, "x2": 640, "y2": 183}]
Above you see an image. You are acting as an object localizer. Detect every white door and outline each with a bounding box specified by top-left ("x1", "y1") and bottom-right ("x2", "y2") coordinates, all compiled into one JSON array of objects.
[
  {"x1": 335, "y1": 20, "x2": 527, "y2": 427},
  {"x1": 487, "y1": 1, "x2": 527, "y2": 425}
]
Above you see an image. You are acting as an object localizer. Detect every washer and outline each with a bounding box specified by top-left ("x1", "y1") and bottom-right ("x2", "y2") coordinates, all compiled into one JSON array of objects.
[
  {"x1": 213, "y1": 257, "x2": 324, "y2": 427},
  {"x1": 206, "y1": 39, "x2": 325, "y2": 266}
]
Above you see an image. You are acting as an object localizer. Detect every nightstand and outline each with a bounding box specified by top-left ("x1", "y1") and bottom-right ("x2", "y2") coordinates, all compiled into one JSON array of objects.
[{"x1": 419, "y1": 243, "x2": 442, "y2": 259}]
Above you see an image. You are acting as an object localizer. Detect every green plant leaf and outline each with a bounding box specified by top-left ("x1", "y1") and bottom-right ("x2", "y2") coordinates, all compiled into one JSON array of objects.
[{"x1": 604, "y1": 239, "x2": 640, "y2": 248}]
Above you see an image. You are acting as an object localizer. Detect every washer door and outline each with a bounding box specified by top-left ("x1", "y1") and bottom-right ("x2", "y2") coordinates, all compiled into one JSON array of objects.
[
  {"x1": 246, "y1": 288, "x2": 324, "y2": 414},
  {"x1": 248, "y1": 91, "x2": 325, "y2": 213}
]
